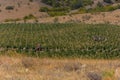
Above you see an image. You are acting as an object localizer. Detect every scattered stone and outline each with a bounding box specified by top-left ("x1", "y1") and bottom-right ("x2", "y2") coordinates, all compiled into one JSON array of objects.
[
  {"x1": 87, "y1": 71, "x2": 102, "y2": 80},
  {"x1": 63, "y1": 62, "x2": 82, "y2": 72}
]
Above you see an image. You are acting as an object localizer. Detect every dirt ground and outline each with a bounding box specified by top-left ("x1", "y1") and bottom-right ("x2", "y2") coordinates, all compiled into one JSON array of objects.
[{"x1": 0, "y1": 0, "x2": 49, "y2": 22}]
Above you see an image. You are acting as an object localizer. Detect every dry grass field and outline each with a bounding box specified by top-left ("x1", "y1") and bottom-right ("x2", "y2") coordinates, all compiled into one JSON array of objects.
[{"x1": 0, "y1": 51, "x2": 120, "y2": 80}]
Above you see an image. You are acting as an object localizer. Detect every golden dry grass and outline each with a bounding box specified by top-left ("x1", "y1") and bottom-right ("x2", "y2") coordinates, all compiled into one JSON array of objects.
[{"x1": 0, "y1": 52, "x2": 120, "y2": 80}]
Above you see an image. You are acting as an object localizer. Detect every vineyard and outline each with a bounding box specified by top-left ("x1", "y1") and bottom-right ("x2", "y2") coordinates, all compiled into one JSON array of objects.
[{"x1": 0, "y1": 23, "x2": 120, "y2": 59}]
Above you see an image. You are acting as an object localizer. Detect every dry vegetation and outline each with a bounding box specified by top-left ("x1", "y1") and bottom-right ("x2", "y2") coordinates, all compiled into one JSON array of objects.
[
  {"x1": 2, "y1": 9, "x2": 120, "y2": 25},
  {"x1": 0, "y1": 0, "x2": 120, "y2": 25},
  {"x1": 37, "y1": 9, "x2": 120, "y2": 25},
  {"x1": 0, "y1": 51, "x2": 120, "y2": 80}
]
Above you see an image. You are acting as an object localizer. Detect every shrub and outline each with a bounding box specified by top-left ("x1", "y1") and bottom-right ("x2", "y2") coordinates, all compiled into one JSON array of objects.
[
  {"x1": 4, "y1": 18, "x2": 21, "y2": 22},
  {"x1": 49, "y1": 7, "x2": 70, "y2": 12},
  {"x1": 40, "y1": 7, "x2": 69, "y2": 16},
  {"x1": 104, "y1": 5, "x2": 118, "y2": 11},
  {"x1": 48, "y1": 11, "x2": 66, "y2": 17},
  {"x1": 103, "y1": 0, "x2": 113, "y2": 3},
  {"x1": 86, "y1": 5, "x2": 119, "y2": 13},
  {"x1": 97, "y1": 2, "x2": 103, "y2": 7},
  {"x1": 39, "y1": 7, "x2": 49, "y2": 12},
  {"x1": 5, "y1": 6, "x2": 14, "y2": 10},
  {"x1": 29, "y1": 0, "x2": 33, "y2": 2},
  {"x1": 87, "y1": 72, "x2": 102, "y2": 80},
  {"x1": 115, "y1": 0, "x2": 120, "y2": 2},
  {"x1": 79, "y1": 7, "x2": 87, "y2": 14},
  {"x1": 83, "y1": 0, "x2": 93, "y2": 6},
  {"x1": 41, "y1": 0, "x2": 93, "y2": 9},
  {"x1": 117, "y1": 4, "x2": 120, "y2": 9},
  {"x1": 23, "y1": 14, "x2": 36, "y2": 20}
]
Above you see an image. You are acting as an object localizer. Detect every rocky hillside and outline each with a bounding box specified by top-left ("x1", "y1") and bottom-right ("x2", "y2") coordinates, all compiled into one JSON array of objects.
[
  {"x1": 0, "y1": 0, "x2": 49, "y2": 22},
  {"x1": 0, "y1": 0, "x2": 120, "y2": 23}
]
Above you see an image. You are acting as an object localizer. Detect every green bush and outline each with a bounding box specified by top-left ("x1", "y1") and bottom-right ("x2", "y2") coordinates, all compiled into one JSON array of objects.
[
  {"x1": 103, "y1": 0, "x2": 113, "y2": 3},
  {"x1": 79, "y1": 5, "x2": 120, "y2": 14},
  {"x1": 29, "y1": 0, "x2": 33, "y2": 2},
  {"x1": 40, "y1": 7, "x2": 69, "y2": 16},
  {"x1": 104, "y1": 5, "x2": 118, "y2": 11},
  {"x1": 23, "y1": 14, "x2": 36, "y2": 20},
  {"x1": 83, "y1": 0, "x2": 93, "y2": 6},
  {"x1": 49, "y1": 7, "x2": 70, "y2": 12},
  {"x1": 4, "y1": 18, "x2": 21, "y2": 22},
  {"x1": 116, "y1": 4, "x2": 120, "y2": 9},
  {"x1": 39, "y1": 7, "x2": 49, "y2": 12},
  {"x1": 41, "y1": 0, "x2": 93, "y2": 9},
  {"x1": 48, "y1": 11, "x2": 66, "y2": 17},
  {"x1": 5, "y1": 6, "x2": 14, "y2": 10},
  {"x1": 79, "y1": 7, "x2": 87, "y2": 13}
]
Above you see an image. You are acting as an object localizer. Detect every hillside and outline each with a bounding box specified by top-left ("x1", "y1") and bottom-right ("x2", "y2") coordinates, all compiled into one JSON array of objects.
[
  {"x1": 0, "y1": 0, "x2": 120, "y2": 25},
  {"x1": 37, "y1": 9, "x2": 120, "y2": 25},
  {"x1": 0, "y1": 0, "x2": 49, "y2": 22},
  {"x1": 41, "y1": 0, "x2": 120, "y2": 9}
]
